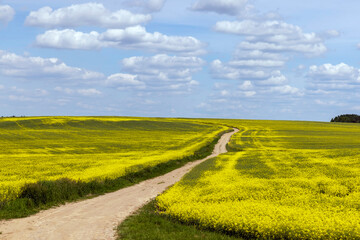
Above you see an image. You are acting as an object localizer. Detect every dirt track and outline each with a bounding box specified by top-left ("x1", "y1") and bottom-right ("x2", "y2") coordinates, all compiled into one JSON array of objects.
[{"x1": 0, "y1": 128, "x2": 238, "y2": 240}]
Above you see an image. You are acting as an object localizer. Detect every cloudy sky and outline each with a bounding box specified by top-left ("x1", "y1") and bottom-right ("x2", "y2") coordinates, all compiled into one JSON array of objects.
[{"x1": 0, "y1": 0, "x2": 359, "y2": 121}]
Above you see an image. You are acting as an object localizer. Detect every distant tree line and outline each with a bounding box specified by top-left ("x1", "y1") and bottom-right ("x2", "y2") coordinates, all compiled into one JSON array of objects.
[
  {"x1": 331, "y1": 114, "x2": 360, "y2": 123},
  {"x1": 0, "y1": 115, "x2": 26, "y2": 118}
]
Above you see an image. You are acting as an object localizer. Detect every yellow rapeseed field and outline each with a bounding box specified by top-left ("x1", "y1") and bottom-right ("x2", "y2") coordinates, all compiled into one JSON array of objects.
[
  {"x1": 157, "y1": 120, "x2": 360, "y2": 239},
  {"x1": 0, "y1": 116, "x2": 227, "y2": 202}
]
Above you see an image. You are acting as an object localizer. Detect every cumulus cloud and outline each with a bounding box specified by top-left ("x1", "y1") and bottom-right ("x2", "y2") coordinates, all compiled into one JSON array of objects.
[
  {"x1": 121, "y1": 54, "x2": 205, "y2": 92},
  {"x1": 238, "y1": 80, "x2": 253, "y2": 90},
  {"x1": 215, "y1": 20, "x2": 310, "y2": 36},
  {"x1": 259, "y1": 71, "x2": 287, "y2": 85},
  {"x1": 239, "y1": 41, "x2": 326, "y2": 56},
  {"x1": 25, "y1": 3, "x2": 151, "y2": 28},
  {"x1": 122, "y1": 54, "x2": 205, "y2": 74},
  {"x1": 124, "y1": 0, "x2": 166, "y2": 13},
  {"x1": 191, "y1": 0, "x2": 249, "y2": 16},
  {"x1": 36, "y1": 29, "x2": 101, "y2": 50},
  {"x1": 307, "y1": 63, "x2": 360, "y2": 90},
  {"x1": 211, "y1": 59, "x2": 270, "y2": 80},
  {"x1": 105, "y1": 73, "x2": 146, "y2": 90},
  {"x1": 215, "y1": 20, "x2": 327, "y2": 56},
  {"x1": 0, "y1": 5, "x2": 15, "y2": 24},
  {"x1": 35, "y1": 26, "x2": 206, "y2": 55},
  {"x1": 0, "y1": 50, "x2": 104, "y2": 81}
]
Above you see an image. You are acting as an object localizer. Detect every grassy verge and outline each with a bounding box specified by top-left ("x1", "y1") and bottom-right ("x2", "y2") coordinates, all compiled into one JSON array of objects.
[
  {"x1": 0, "y1": 129, "x2": 231, "y2": 220},
  {"x1": 117, "y1": 200, "x2": 242, "y2": 240}
]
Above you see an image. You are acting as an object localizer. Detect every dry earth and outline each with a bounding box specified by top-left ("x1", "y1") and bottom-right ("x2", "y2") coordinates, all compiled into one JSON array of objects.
[{"x1": 0, "y1": 128, "x2": 238, "y2": 240}]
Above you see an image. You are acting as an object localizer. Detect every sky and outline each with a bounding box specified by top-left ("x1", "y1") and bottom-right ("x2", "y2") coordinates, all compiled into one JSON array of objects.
[{"x1": 0, "y1": 0, "x2": 359, "y2": 121}]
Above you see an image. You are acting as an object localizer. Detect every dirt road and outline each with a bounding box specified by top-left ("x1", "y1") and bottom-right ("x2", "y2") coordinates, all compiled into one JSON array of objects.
[{"x1": 0, "y1": 128, "x2": 238, "y2": 240}]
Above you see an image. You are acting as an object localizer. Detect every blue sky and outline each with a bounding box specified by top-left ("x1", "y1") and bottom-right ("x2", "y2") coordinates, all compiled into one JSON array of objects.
[{"x1": 0, "y1": 0, "x2": 359, "y2": 121}]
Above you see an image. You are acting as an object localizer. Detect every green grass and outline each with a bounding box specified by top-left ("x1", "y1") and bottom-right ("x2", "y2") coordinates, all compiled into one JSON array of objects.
[{"x1": 117, "y1": 200, "x2": 243, "y2": 240}]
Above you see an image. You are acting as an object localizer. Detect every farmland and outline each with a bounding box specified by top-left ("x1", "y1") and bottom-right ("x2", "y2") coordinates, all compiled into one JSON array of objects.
[
  {"x1": 2, "y1": 117, "x2": 360, "y2": 239},
  {"x1": 156, "y1": 120, "x2": 360, "y2": 239},
  {"x1": 0, "y1": 117, "x2": 227, "y2": 210}
]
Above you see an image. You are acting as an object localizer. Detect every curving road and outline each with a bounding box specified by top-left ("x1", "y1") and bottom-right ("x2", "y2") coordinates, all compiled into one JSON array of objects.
[{"x1": 0, "y1": 128, "x2": 238, "y2": 240}]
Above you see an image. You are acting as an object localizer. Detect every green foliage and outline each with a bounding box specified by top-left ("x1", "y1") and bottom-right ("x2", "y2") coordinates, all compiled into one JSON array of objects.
[
  {"x1": 331, "y1": 114, "x2": 360, "y2": 123},
  {"x1": 117, "y1": 200, "x2": 242, "y2": 240}
]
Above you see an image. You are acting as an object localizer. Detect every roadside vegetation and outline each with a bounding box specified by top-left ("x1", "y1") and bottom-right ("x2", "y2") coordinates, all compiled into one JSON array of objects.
[
  {"x1": 155, "y1": 120, "x2": 360, "y2": 239},
  {"x1": 0, "y1": 116, "x2": 228, "y2": 219},
  {"x1": 117, "y1": 200, "x2": 242, "y2": 240}
]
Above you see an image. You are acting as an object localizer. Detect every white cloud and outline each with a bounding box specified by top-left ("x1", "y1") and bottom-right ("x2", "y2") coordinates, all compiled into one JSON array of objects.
[
  {"x1": 358, "y1": 43, "x2": 360, "y2": 49},
  {"x1": 36, "y1": 29, "x2": 102, "y2": 50},
  {"x1": 77, "y1": 88, "x2": 102, "y2": 96},
  {"x1": 238, "y1": 80, "x2": 253, "y2": 90},
  {"x1": 216, "y1": 20, "x2": 310, "y2": 36},
  {"x1": 125, "y1": 0, "x2": 166, "y2": 13},
  {"x1": 55, "y1": 87, "x2": 102, "y2": 96},
  {"x1": 122, "y1": 54, "x2": 205, "y2": 74},
  {"x1": 259, "y1": 71, "x2": 287, "y2": 85},
  {"x1": 191, "y1": 0, "x2": 249, "y2": 16},
  {"x1": 25, "y1": 3, "x2": 151, "y2": 28},
  {"x1": 309, "y1": 63, "x2": 359, "y2": 80},
  {"x1": 307, "y1": 63, "x2": 360, "y2": 91},
  {"x1": 101, "y1": 26, "x2": 205, "y2": 55},
  {"x1": 234, "y1": 50, "x2": 286, "y2": 61},
  {"x1": 239, "y1": 41, "x2": 326, "y2": 56},
  {"x1": 220, "y1": 90, "x2": 230, "y2": 96},
  {"x1": 211, "y1": 59, "x2": 269, "y2": 80},
  {"x1": 269, "y1": 85, "x2": 303, "y2": 96},
  {"x1": 0, "y1": 50, "x2": 105, "y2": 81},
  {"x1": 35, "y1": 26, "x2": 206, "y2": 55},
  {"x1": 228, "y1": 59, "x2": 285, "y2": 68},
  {"x1": 105, "y1": 73, "x2": 146, "y2": 90},
  {"x1": 121, "y1": 54, "x2": 204, "y2": 92},
  {"x1": 0, "y1": 5, "x2": 15, "y2": 24},
  {"x1": 236, "y1": 90, "x2": 256, "y2": 97},
  {"x1": 215, "y1": 20, "x2": 327, "y2": 56}
]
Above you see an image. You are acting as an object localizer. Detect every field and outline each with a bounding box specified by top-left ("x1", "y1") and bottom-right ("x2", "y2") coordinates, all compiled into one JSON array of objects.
[
  {"x1": 2, "y1": 117, "x2": 360, "y2": 239},
  {"x1": 156, "y1": 120, "x2": 360, "y2": 239},
  {"x1": 0, "y1": 117, "x2": 227, "y2": 213}
]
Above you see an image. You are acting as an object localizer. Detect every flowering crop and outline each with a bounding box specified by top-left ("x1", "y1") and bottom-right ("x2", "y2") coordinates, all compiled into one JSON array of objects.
[
  {"x1": 157, "y1": 120, "x2": 360, "y2": 239},
  {"x1": 0, "y1": 116, "x2": 226, "y2": 202}
]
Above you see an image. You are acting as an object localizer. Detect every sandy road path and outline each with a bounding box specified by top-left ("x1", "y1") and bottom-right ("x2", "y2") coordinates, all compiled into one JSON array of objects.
[{"x1": 0, "y1": 128, "x2": 238, "y2": 240}]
